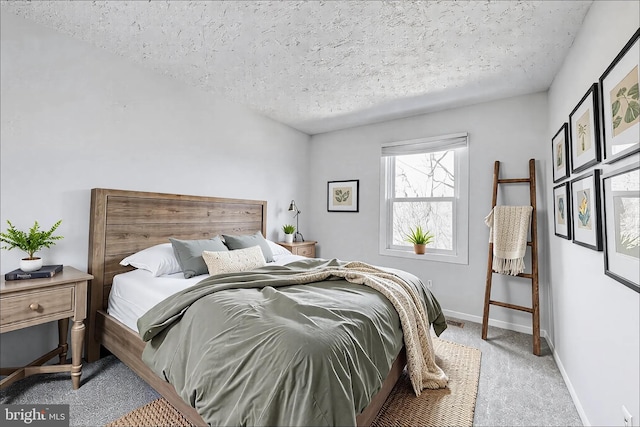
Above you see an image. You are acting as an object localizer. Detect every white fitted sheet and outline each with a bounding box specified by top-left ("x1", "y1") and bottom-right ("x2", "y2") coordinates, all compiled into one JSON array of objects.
[{"x1": 108, "y1": 253, "x2": 306, "y2": 332}]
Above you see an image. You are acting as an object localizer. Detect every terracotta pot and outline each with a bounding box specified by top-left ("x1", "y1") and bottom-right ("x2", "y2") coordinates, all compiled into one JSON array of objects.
[
  {"x1": 20, "y1": 257, "x2": 43, "y2": 272},
  {"x1": 413, "y1": 244, "x2": 426, "y2": 255}
]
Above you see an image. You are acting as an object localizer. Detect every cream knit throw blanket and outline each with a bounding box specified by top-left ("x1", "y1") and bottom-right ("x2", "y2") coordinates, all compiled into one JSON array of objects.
[
  {"x1": 289, "y1": 261, "x2": 448, "y2": 395},
  {"x1": 484, "y1": 206, "x2": 533, "y2": 276}
]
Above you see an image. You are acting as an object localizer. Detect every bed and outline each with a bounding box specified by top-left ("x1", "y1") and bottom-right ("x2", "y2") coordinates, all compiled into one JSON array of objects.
[{"x1": 86, "y1": 188, "x2": 446, "y2": 426}]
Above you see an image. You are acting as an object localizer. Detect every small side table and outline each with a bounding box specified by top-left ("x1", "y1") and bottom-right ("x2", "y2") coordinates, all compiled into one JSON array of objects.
[
  {"x1": 277, "y1": 241, "x2": 317, "y2": 258},
  {"x1": 0, "y1": 266, "x2": 92, "y2": 390}
]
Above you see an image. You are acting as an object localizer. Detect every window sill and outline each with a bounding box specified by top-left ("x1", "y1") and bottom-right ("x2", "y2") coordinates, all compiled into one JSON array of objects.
[{"x1": 379, "y1": 248, "x2": 468, "y2": 265}]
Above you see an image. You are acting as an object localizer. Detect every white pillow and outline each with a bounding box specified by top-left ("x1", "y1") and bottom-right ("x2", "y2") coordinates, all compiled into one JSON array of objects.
[
  {"x1": 267, "y1": 239, "x2": 292, "y2": 256},
  {"x1": 120, "y1": 243, "x2": 182, "y2": 277},
  {"x1": 203, "y1": 246, "x2": 266, "y2": 275}
]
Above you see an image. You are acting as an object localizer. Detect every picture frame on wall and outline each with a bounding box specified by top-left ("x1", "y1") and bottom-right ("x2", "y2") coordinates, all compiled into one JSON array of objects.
[
  {"x1": 553, "y1": 182, "x2": 572, "y2": 240},
  {"x1": 599, "y1": 28, "x2": 640, "y2": 164},
  {"x1": 570, "y1": 169, "x2": 603, "y2": 251},
  {"x1": 552, "y1": 123, "x2": 570, "y2": 182},
  {"x1": 601, "y1": 162, "x2": 639, "y2": 293},
  {"x1": 569, "y1": 83, "x2": 601, "y2": 174},
  {"x1": 327, "y1": 180, "x2": 359, "y2": 212}
]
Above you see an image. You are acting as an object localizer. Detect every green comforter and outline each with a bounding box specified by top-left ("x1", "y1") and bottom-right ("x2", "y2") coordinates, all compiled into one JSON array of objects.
[{"x1": 138, "y1": 258, "x2": 446, "y2": 427}]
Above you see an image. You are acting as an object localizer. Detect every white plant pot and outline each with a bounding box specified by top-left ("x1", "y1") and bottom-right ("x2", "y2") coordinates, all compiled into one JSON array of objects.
[
  {"x1": 20, "y1": 257, "x2": 43, "y2": 272},
  {"x1": 284, "y1": 234, "x2": 294, "y2": 243}
]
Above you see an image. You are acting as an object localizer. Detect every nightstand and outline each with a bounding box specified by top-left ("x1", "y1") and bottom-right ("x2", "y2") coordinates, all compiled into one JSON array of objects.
[
  {"x1": 0, "y1": 266, "x2": 93, "y2": 390},
  {"x1": 277, "y1": 241, "x2": 317, "y2": 258}
]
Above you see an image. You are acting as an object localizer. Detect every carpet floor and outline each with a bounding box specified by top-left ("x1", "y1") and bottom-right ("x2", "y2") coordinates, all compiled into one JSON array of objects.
[{"x1": 106, "y1": 338, "x2": 480, "y2": 427}]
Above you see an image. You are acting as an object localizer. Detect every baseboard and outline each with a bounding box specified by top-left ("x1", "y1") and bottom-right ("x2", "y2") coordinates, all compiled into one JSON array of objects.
[
  {"x1": 441, "y1": 309, "x2": 590, "y2": 426},
  {"x1": 542, "y1": 332, "x2": 590, "y2": 426},
  {"x1": 442, "y1": 309, "x2": 546, "y2": 336}
]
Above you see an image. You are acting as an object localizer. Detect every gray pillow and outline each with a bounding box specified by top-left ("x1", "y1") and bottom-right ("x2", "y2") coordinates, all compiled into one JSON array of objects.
[
  {"x1": 169, "y1": 237, "x2": 228, "y2": 278},
  {"x1": 222, "y1": 232, "x2": 274, "y2": 263}
]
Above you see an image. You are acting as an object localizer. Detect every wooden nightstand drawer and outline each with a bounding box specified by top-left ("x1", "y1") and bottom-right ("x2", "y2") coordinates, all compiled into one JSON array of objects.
[
  {"x1": 295, "y1": 245, "x2": 315, "y2": 258},
  {"x1": 0, "y1": 285, "x2": 75, "y2": 329},
  {"x1": 277, "y1": 241, "x2": 317, "y2": 258}
]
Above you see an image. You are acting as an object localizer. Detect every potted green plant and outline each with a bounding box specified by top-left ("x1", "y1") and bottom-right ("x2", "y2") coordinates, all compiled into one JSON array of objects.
[
  {"x1": 282, "y1": 224, "x2": 296, "y2": 243},
  {"x1": 0, "y1": 220, "x2": 63, "y2": 272},
  {"x1": 405, "y1": 226, "x2": 434, "y2": 255}
]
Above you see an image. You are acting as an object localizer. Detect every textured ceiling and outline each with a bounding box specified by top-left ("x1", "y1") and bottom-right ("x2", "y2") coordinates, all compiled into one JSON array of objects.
[{"x1": 1, "y1": 0, "x2": 592, "y2": 134}]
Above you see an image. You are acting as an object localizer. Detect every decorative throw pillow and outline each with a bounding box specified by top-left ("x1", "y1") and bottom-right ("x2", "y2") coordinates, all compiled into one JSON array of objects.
[
  {"x1": 222, "y1": 232, "x2": 274, "y2": 262},
  {"x1": 120, "y1": 243, "x2": 182, "y2": 277},
  {"x1": 203, "y1": 246, "x2": 266, "y2": 275},
  {"x1": 169, "y1": 237, "x2": 228, "y2": 278}
]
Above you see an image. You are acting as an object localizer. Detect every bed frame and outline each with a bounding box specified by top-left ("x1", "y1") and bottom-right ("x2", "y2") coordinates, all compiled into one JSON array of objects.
[{"x1": 86, "y1": 188, "x2": 406, "y2": 427}]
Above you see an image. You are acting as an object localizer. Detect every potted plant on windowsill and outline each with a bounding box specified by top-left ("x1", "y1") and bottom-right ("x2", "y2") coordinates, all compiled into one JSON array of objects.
[
  {"x1": 405, "y1": 226, "x2": 434, "y2": 255},
  {"x1": 282, "y1": 224, "x2": 296, "y2": 244},
  {"x1": 0, "y1": 220, "x2": 63, "y2": 272}
]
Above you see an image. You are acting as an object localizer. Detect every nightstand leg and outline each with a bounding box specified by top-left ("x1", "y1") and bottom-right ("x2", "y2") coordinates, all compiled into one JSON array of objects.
[
  {"x1": 70, "y1": 319, "x2": 85, "y2": 390},
  {"x1": 58, "y1": 318, "x2": 69, "y2": 364}
]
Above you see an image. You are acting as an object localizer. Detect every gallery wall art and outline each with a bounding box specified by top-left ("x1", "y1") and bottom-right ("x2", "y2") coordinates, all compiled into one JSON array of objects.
[
  {"x1": 599, "y1": 29, "x2": 640, "y2": 163},
  {"x1": 552, "y1": 123, "x2": 570, "y2": 183},
  {"x1": 602, "y1": 162, "x2": 639, "y2": 292},
  {"x1": 570, "y1": 169, "x2": 602, "y2": 251},
  {"x1": 553, "y1": 182, "x2": 572, "y2": 239},
  {"x1": 569, "y1": 83, "x2": 601, "y2": 174}
]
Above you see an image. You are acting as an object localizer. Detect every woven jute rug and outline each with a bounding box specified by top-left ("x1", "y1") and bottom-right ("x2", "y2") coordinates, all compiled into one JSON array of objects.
[
  {"x1": 106, "y1": 338, "x2": 481, "y2": 427},
  {"x1": 371, "y1": 338, "x2": 481, "y2": 427}
]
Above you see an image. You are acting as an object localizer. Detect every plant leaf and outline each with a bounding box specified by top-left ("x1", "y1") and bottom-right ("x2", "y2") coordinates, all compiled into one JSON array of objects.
[
  {"x1": 628, "y1": 83, "x2": 639, "y2": 100},
  {"x1": 612, "y1": 99, "x2": 621, "y2": 116},
  {"x1": 624, "y1": 100, "x2": 639, "y2": 123},
  {"x1": 0, "y1": 220, "x2": 62, "y2": 258},
  {"x1": 617, "y1": 87, "x2": 627, "y2": 97},
  {"x1": 613, "y1": 115, "x2": 622, "y2": 128}
]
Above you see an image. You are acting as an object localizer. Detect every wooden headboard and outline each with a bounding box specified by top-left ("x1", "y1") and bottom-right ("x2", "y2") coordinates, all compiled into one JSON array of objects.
[{"x1": 86, "y1": 188, "x2": 267, "y2": 361}]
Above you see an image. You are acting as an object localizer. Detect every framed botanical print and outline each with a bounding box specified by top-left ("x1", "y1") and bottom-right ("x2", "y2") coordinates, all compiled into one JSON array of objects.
[
  {"x1": 553, "y1": 182, "x2": 571, "y2": 239},
  {"x1": 552, "y1": 123, "x2": 570, "y2": 182},
  {"x1": 601, "y1": 162, "x2": 639, "y2": 293},
  {"x1": 327, "y1": 180, "x2": 359, "y2": 212},
  {"x1": 599, "y1": 28, "x2": 640, "y2": 164},
  {"x1": 569, "y1": 83, "x2": 601, "y2": 174},
  {"x1": 570, "y1": 169, "x2": 603, "y2": 251}
]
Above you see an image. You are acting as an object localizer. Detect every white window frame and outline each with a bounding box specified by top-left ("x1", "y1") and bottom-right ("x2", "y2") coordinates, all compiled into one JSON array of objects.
[{"x1": 379, "y1": 132, "x2": 469, "y2": 264}]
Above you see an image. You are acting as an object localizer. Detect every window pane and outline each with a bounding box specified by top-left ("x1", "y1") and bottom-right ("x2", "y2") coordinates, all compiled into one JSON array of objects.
[
  {"x1": 392, "y1": 201, "x2": 453, "y2": 250},
  {"x1": 394, "y1": 150, "x2": 455, "y2": 198}
]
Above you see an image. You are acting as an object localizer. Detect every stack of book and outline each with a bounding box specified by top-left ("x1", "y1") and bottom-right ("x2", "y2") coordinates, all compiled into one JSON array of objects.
[{"x1": 4, "y1": 265, "x2": 64, "y2": 281}]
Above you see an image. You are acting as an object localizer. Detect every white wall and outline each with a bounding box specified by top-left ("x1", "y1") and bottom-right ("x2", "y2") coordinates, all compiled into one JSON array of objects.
[
  {"x1": 308, "y1": 92, "x2": 550, "y2": 335},
  {"x1": 546, "y1": 2, "x2": 639, "y2": 426},
  {"x1": 0, "y1": 13, "x2": 310, "y2": 367}
]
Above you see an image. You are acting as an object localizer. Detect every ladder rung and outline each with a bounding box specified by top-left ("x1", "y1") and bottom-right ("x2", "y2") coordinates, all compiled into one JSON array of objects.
[
  {"x1": 491, "y1": 271, "x2": 534, "y2": 279},
  {"x1": 498, "y1": 178, "x2": 530, "y2": 184},
  {"x1": 489, "y1": 300, "x2": 534, "y2": 313}
]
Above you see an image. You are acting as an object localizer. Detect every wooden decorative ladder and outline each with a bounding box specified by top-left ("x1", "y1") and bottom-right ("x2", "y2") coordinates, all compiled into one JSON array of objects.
[{"x1": 481, "y1": 159, "x2": 540, "y2": 356}]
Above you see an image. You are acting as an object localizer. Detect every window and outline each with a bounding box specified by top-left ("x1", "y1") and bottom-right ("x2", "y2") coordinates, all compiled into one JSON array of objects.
[{"x1": 379, "y1": 133, "x2": 469, "y2": 264}]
